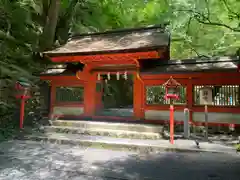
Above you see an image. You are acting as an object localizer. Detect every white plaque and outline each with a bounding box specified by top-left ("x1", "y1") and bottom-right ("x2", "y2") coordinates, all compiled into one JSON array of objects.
[{"x1": 199, "y1": 87, "x2": 213, "y2": 105}]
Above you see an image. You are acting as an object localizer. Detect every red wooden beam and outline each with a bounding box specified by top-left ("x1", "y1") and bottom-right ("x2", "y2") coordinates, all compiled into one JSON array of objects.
[
  {"x1": 143, "y1": 79, "x2": 189, "y2": 86},
  {"x1": 192, "y1": 106, "x2": 240, "y2": 113},
  {"x1": 145, "y1": 105, "x2": 186, "y2": 111},
  {"x1": 50, "y1": 51, "x2": 159, "y2": 63},
  {"x1": 145, "y1": 104, "x2": 240, "y2": 113},
  {"x1": 141, "y1": 72, "x2": 240, "y2": 80},
  {"x1": 53, "y1": 103, "x2": 84, "y2": 107}
]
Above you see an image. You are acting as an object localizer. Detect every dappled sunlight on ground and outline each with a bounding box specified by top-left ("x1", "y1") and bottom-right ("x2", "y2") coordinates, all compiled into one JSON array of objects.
[{"x1": 0, "y1": 140, "x2": 239, "y2": 180}]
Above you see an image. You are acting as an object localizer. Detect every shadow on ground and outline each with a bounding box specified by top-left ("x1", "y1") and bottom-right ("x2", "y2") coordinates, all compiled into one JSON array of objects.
[
  {"x1": 92, "y1": 151, "x2": 240, "y2": 180},
  {"x1": 0, "y1": 140, "x2": 239, "y2": 180}
]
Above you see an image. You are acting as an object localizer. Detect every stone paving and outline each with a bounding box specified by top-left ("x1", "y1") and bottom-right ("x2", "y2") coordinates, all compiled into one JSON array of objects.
[
  {"x1": 27, "y1": 132, "x2": 237, "y2": 154},
  {"x1": 0, "y1": 140, "x2": 240, "y2": 180}
]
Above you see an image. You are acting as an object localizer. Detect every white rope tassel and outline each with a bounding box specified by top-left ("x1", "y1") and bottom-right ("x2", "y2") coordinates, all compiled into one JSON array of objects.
[
  {"x1": 107, "y1": 72, "x2": 111, "y2": 80},
  {"x1": 116, "y1": 72, "x2": 120, "y2": 80},
  {"x1": 97, "y1": 73, "x2": 101, "y2": 81},
  {"x1": 124, "y1": 71, "x2": 127, "y2": 80}
]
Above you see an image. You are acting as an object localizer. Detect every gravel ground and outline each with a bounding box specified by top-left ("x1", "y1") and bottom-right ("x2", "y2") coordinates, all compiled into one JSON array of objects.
[{"x1": 0, "y1": 140, "x2": 239, "y2": 180}]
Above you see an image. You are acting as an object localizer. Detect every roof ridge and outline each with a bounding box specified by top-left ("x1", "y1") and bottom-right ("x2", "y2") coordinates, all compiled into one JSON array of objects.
[{"x1": 70, "y1": 24, "x2": 168, "y2": 40}]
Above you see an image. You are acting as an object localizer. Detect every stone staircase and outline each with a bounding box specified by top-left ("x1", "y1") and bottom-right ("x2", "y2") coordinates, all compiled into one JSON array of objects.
[
  {"x1": 22, "y1": 119, "x2": 238, "y2": 154},
  {"x1": 24, "y1": 119, "x2": 170, "y2": 153},
  {"x1": 47, "y1": 120, "x2": 163, "y2": 139}
]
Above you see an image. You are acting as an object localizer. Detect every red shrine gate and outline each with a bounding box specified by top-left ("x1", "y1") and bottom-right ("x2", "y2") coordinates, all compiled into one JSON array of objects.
[{"x1": 40, "y1": 25, "x2": 240, "y2": 127}]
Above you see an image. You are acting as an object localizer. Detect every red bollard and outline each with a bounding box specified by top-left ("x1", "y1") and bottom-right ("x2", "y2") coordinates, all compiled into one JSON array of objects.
[
  {"x1": 162, "y1": 76, "x2": 181, "y2": 145},
  {"x1": 170, "y1": 104, "x2": 174, "y2": 144},
  {"x1": 19, "y1": 98, "x2": 26, "y2": 129},
  {"x1": 15, "y1": 81, "x2": 31, "y2": 129}
]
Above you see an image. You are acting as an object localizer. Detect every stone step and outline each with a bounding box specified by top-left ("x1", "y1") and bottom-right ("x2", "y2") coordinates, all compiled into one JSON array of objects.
[
  {"x1": 24, "y1": 133, "x2": 166, "y2": 153},
  {"x1": 24, "y1": 133, "x2": 236, "y2": 154},
  {"x1": 44, "y1": 126, "x2": 162, "y2": 140},
  {"x1": 51, "y1": 120, "x2": 164, "y2": 133}
]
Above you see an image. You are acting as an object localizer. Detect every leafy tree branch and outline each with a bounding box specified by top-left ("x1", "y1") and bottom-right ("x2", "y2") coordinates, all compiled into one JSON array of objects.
[
  {"x1": 221, "y1": 0, "x2": 240, "y2": 20},
  {"x1": 177, "y1": 9, "x2": 240, "y2": 32}
]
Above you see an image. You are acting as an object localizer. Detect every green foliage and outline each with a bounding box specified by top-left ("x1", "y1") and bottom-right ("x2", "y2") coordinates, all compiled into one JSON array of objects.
[
  {"x1": 236, "y1": 143, "x2": 240, "y2": 151},
  {"x1": 169, "y1": 0, "x2": 240, "y2": 58},
  {"x1": 0, "y1": 0, "x2": 39, "y2": 80},
  {"x1": 0, "y1": 0, "x2": 44, "y2": 139},
  {"x1": 71, "y1": 0, "x2": 169, "y2": 32},
  {"x1": 70, "y1": 0, "x2": 239, "y2": 58}
]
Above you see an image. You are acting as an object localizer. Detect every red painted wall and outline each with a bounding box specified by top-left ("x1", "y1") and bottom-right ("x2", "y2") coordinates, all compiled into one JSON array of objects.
[
  {"x1": 41, "y1": 69, "x2": 240, "y2": 126},
  {"x1": 141, "y1": 72, "x2": 240, "y2": 114}
]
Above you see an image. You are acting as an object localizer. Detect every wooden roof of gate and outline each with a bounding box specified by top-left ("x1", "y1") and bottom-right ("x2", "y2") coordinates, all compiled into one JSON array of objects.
[
  {"x1": 43, "y1": 25, "x2": 170, "y2": 59},
  {"x1": 140, "y1": 56, "x2": 240, "y2": 73},
  {"x1": 40, "y1": 56, "x2": 239, "y2": 77}
]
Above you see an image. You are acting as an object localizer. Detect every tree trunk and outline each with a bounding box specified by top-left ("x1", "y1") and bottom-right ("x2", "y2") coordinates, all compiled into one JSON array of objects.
[
  {"x1": 40, "y1": 0, "x2": 61, "y2": 51},
  {"x1": 55, "y1": 0, "x2": 79, "y2": 44}
]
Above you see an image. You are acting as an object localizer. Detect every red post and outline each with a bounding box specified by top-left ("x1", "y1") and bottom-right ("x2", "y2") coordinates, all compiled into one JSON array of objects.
[
  {"x1": 163, "y1": 77, "x2": 180, "y2": 144},
  {"x1": 20, "y1": 98, "x2": 25, "y2": 129},
  {"x1": 170, "y1": 104, "x2": 174, "y2": 144}
]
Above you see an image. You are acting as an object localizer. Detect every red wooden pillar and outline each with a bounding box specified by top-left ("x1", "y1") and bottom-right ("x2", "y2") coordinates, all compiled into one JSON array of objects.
[
  {"x1": 95, "y1": 78, "x2": 103, "y2": 111},
  {"x1": 84, "y1": 73, "x2": 97, "y2": 116},
  {"x1": 49, "y1": 83, "x2": 56, "y2": 119},
  {"x1": 133, "y1": 73, "x2": 144, "y2": 119},
  {"x1": 187, "y1": 78, "x2": 193, "y2": 123}
]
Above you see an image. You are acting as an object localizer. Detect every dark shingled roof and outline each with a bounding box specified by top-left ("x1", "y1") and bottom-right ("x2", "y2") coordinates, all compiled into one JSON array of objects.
[
  {"x1": 43, "y1": 25, "x2": 170, "y2": 56},
  {"x1": 140, "y1": 56, "x2": 239, "y2": 73}
]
